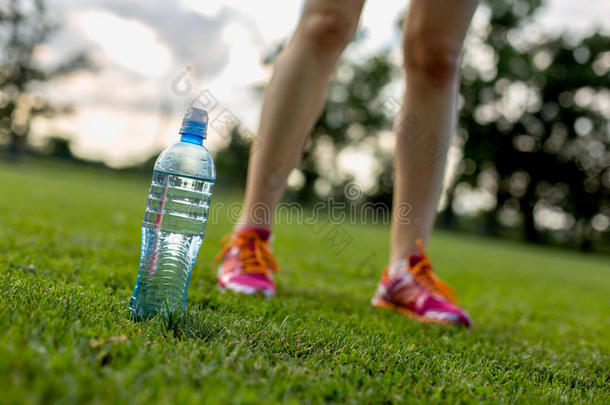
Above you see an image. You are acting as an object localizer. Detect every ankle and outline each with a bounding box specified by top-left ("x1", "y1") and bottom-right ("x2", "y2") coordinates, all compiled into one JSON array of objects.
[
  {"x1": 387, "y1": 258, "x2": 407, "y2": 278},
  {"x1": 389, "y1": 239, "x2": 421, "y2": 264},
  {"x1": 234, "y1": 226, "x2": 271, "y2": 241},
  {"x1": 235, "y1": 217, "x2": 272, "y2": 231}
]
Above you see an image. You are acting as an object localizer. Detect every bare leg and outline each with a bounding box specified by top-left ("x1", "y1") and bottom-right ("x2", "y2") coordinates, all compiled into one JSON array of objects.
[
  {"x1": 390, "y1": 0, "x2": 479, "y2": 263},
  {"x1": 238, "y1": 0, "x2": 365, "y2": 229}
]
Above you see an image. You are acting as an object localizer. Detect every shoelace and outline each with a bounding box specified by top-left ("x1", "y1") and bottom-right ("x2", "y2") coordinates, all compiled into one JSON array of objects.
[
  {"x1": 214, "y1": 230, "x2": 279, "y2": 279},
  {"x1": 409, "y1": 239, "x2": 458, "y2": 304}
]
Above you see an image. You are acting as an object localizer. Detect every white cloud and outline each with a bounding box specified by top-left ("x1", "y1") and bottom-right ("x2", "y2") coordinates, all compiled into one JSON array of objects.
[
  {"x1": 72, "y1": 10, "x2": 173, "y2": 77},
  {"x1": 179, "y1": 0, "x2": 224, "y2": 19}
]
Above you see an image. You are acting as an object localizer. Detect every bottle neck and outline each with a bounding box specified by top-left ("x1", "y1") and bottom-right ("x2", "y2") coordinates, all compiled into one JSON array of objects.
[
  {"x1": 179, "y1": 120, "x2": 207, "y2": 145},
  {"x1": 180, "y1": 133, "x2": 204, "y2": 145}
]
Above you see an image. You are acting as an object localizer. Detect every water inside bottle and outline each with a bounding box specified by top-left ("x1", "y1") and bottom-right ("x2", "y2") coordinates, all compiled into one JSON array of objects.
[{"x1": 129, "y1": 170, "x2": 214, "y2": 319}]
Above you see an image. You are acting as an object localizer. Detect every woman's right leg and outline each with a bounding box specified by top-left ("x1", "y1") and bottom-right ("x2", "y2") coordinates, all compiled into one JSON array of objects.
[
  {"x1": 238, "y1": 0, "x2": 365, "y2": 229},
  {"x1": 216, "y1": 0, "x2": 364, "y2": 296}
]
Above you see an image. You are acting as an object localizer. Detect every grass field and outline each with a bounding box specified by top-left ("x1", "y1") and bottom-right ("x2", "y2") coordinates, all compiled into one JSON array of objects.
[{"x1": 1, "y1": 160, "x2": 609, "y2": 404}]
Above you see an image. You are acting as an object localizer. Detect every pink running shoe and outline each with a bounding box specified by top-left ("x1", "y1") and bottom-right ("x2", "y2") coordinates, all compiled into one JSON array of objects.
[
  {"x1": 214, "y1": 228, "x2": 278, "y2": 296},
  {"x1": 371, "y1": 239, "x2": 471, "y2": 327}
]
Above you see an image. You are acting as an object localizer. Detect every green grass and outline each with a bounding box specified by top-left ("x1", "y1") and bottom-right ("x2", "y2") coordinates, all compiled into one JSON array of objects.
[{"x1": 1, "y1": 160, "x2": 609, "y2": 404}]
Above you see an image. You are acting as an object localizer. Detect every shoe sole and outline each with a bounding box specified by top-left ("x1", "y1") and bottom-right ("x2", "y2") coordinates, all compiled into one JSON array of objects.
[
  {"x1": 371, "y1": 297, "x2": 466, "y2": 326},
  {"x1": 217, "y1": 282, "x2": 275, "y2": 298},
  {"x1": 216, "y1": 264, "x2": 276, "y2": 297}
]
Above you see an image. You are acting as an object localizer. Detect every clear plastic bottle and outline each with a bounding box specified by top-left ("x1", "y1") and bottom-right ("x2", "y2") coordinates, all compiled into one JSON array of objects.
[{"x1": 129, "y1": 107, "x2": 216, "y2": 319}]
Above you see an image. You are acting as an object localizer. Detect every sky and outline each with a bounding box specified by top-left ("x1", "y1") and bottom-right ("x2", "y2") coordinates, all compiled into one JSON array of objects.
[{"x1": 28, "y1": 0, "x2": 610, "y2": 168}]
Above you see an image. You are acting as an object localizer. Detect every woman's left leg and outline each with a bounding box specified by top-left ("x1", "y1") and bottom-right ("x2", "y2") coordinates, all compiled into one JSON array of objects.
[
  {"x1": 390, "y1": 0, "x2": 479, "y2": 262},
  {"x1": 371, "y1": 0, "x2": 478, "y2": 327}
]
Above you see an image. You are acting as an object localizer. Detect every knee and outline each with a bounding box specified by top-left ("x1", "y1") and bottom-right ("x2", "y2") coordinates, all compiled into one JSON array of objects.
[
  {"x1": 403, "y1": 30, "x2": 462, "y2": 88},
  {"x1": 298, "y1": 8, "x2": 358, "y2": 55}
]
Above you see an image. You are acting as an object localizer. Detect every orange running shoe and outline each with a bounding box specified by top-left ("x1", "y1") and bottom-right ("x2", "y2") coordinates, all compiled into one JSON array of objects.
[
  {"x1": 214, "y1": 228, "x2": 278, "y2": 296},
  {"x1": 371, "y1": 239, "x2": 471, "y2": 327}
]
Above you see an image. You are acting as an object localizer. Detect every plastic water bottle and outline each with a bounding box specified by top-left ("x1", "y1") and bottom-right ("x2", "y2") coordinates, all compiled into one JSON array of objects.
[{"x1": 129, "y1": 107, "x2": 216, "y2": 319}]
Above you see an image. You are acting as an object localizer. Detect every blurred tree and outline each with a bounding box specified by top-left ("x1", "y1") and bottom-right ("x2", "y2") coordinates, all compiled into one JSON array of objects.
[
  {"x1": 453, "y1": 0, "x2": 610, "y2": 250},
  {"x1": 0, "y1": 0, "x2": 89, "y2": 156},
  {"x1": 44, "y1": 136, "x2": 73, "y2": 160},
  {"x1": 213, "y1": 126, "x2": 253, "y2": 189}
]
